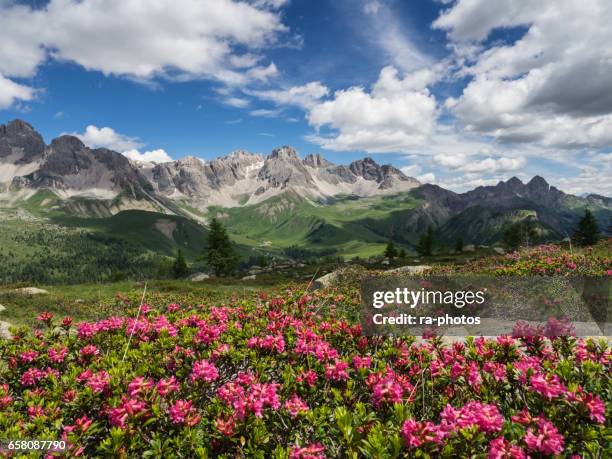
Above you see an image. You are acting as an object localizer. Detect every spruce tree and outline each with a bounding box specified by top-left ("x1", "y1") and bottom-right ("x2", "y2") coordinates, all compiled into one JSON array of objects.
[
  {"x1": 398, "y1": 247, "x2": 407, "y2": 259},
  {"x1": 503, "y1": 220, "x2": 537, "y2": 250},
  {"x1": 455, "y1": 237, "x2": 464, "y2": 253},
  {"x1": 416, "y1": 225, "x2": 434, "y2": 256},
  {"x1": 206, "y1": 218, "x2": 238, "y2": 276},
  {"x1": 384, "y1": 240, "x2": 398, "y2": 259},
  {"x1": 572, "y1": 209, "x2": 600, "y2": 247},
  {"x1": 503, "y1": 223, "x2": 522, "y2": 250},
  {"x1": 172, "y1": 249, "x2": 188, "y2": 278}
]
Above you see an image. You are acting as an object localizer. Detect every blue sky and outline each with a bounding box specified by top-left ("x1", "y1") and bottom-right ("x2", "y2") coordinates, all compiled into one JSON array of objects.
[{"x1": 1, "y1": 0, "x2": 611, "y2": 195}]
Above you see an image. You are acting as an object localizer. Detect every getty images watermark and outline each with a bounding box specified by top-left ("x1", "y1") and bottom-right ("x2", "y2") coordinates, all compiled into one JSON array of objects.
[{"x1": 361, "y1": 275, "x2": 610, "y2": 337}]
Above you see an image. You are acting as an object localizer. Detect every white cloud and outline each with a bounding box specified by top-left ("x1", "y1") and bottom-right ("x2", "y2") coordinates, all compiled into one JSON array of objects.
[
  {"x1": 0, "y1": 73, "x2": 35, "y2": 109},
  {"x1": 123, "y1": 149, "x2": 173, "y2": 163},
  {"x1": 306, "y1": 66, "x2": 437, "y2": 152},
  {"x1": 249, "y1": 108, "x2": 282, "y2": 117},
  {"x1": 223, "y1": 97, "x2": 251, "y2": 108},
  {"x1": 0, "y1": 0, "x2": 287, "y2": 88},
  {"x1": 249, "y1": 82, "x2": 329, "y2": 109},
  {"x1": 363, "y1": 1, "x2": 381, "y2": 15},
  {"x1": 71, "y1": 125, "x2": 143, "y2": 151},
  {"x1": 435, "y1": 0, "x2": 612, "y2": 149},
  {"x1": 417, "y1": 172, "x2": 436, "y2": 183},
  {"x1": 434, "y1": 154, "x2": 527, "y2": 174},
  {"x1": 246, "y1": 62, "x2": 279, "y2": 81},
  {"x1": 400, "y1": 164, "x2": 436, "y2": 184},
  {"x1": 400, "y1": 164, "x2": 421, "y2": 177},
  {"x1": 360, "y1": 0, "x2": 432, "y2": 72}
]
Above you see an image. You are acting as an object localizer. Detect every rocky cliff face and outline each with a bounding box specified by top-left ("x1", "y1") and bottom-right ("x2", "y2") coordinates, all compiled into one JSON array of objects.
[
  {"x1": 10, "y1": 133, "x2": 154, "y2": 200},
  {"x1": 142, "y1": 144, "x2": 420, "y2": 207},
  {"x1": 1, "y1": 120, "x2": 419, "y2": 210}
]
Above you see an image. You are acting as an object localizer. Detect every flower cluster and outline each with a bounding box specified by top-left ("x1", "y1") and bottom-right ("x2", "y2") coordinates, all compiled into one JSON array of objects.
[{"x1": 0, "y1": 253, "x2": 609, "y2": 457}]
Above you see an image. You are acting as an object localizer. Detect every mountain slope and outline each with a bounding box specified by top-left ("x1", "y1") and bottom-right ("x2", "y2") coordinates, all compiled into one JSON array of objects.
[
  {"x1": 0, "y1": 119, "x2": 610, "y2": 262},
  {"x1": 1, "y1": 120, "x2": 420, "y2": 213}
]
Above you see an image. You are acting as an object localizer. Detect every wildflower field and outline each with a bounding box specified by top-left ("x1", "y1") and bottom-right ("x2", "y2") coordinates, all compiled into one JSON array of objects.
[{"x1": 0, "y1": 242, "x2": 610, "y2": 458}]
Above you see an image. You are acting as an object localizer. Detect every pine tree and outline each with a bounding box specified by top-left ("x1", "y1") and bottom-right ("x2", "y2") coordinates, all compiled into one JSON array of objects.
[
  {"x1": 172, "y1": 249, "x2": 188, "y2": 278},
  {"x1": 503, "y1": 223, "x2": 522, "y2": 250},
  {"x1": 398, "y1": 247, "x2": 407, "y2": 259},
  {"x1": 455, "y1": 238, "x2": 464, "y2": 253},
  {"x1": 416, "y1": 225, "x2": 434, "y2": 257},
  {"x1": 384, "y1": 240, "x2": 398, "y2": 259},
  {"x1": 206, "y1": 218, "x2": 238, "y2": 276},
  {"x1": 503, "y1": 219, "x2": 537, "y2": 250},
  {"x1": 572, "y1": 209, "x2": 600, "y2": 247}
]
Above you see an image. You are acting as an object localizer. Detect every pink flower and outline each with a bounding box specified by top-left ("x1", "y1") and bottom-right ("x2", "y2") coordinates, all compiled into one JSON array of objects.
[
  {"x1": 61, "y1": 316, "x2": 73, "y2": 328},
  {"x1": 352, "y1": 355, "x2": 372, "y2": 370},
  {"x1": 156, "y1": 376, "x2": 180, "y2": 396},
  {"x1": 467, "y1": 361, "x2": 482, "y2": 390},
  {"x1": 297, "y1": 369, "x2": 318, "y2": 387},
  {"x1": 86, "y1": 371, "x2": 111, "y2": 394},
  {"x1": 37, "y1": 312, "x2": 53, "y2": 325},
  {"x1": 19, "y1": 350, "x2": 39, "y2": 363},
  {"x1": 108, "y1": 396, "x2": 148, "y2": 428},
  {"x1": 524, "y1": 418, "x2": 565, "y2": 455},
  {"x1": 248, "y1": 334, "x2": 285, "y2": 353},
  {"x1": 284, "y1": 394, "x2": 309, "y2": 418},
  {"x1": 48, "y1": 346, "x2": 68, "y2": 363},
  {"x1": 0, "y1": 384, "x2": 12, "y2": 409},
  {"x1": 289, "y1": 443, "x2": 326, "y2": 459},
  {"x1": 583, "y1": 393, "x2": 606, "y2": 424},
  {"x1": 483, "y1": 362, "x2": 507, "y2": 382},
  {"x1": 28, "y1": 405, "x2": 45, "y2": 419},
  {"x1": 168, "y1": 399, "x2": 200, "y2": 426},
  {"x1": 440, "y1": 402, "x2": 504, "y2": 434},
  {"x1": 190, "y1": 360, "x2": 219, "y2": 383},
  {"x1": 324, "y1": 360, "x2": 349, "y2": 381},
  {"x1": 530, "y1": 373, "x2": 567, "y2": 399},
  {"x1": 370, "y1": 372, "x2": 404, "y2": 406},
  {"x1": 127, "y1": 376, "x2": 154, "y2": 398},
  {"x1": 215, "y1": 415, "x2": 236, "y2": 436},
  {"x1": 79, "y1": 344, "x2": 100, "y2": 360},
  {"x1": 248, "y1": 383, "x2": 281, "y2": 418},
  {"x1": 488, "y1": 437, "x2": 527, "y2": 459},
  {"x1": 20, "y1": 368, "x2": 43, "y2": 386},
  {"x1": 401, "y1": 419, "x2": 445, "y2": 447},
  {"x1": 64, "y1": 415, "x2": 93, "y2": 435}
]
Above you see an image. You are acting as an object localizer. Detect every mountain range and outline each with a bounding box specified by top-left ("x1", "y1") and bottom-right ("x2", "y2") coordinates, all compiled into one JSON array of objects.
[{"x1": 1, "y1": 119, "x2": 610, "y2": 261}]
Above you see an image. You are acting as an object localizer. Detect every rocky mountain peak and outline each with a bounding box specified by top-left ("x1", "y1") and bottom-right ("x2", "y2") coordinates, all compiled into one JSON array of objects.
[
  {"x1": 4, "y1": 119, "x2": 36, "y2": 134},
  {"x1": 269, "y1": 146, "x2": 300, "y2": 161},
  {"x1": 527, "y1": 175, "x2": 550, "y2": 191},
  {"x1": 177, "y1": 155, "x2": 204, "y2": 167},
  {"x1": 303, "y1": 153, "x2": 332, "y2": 168},
  {"x1": 0, "y1": 119, "x2": 46, "y2": 162},
  {"x1": 50, "y1": 135, "x2": 86, "y2": 153}
]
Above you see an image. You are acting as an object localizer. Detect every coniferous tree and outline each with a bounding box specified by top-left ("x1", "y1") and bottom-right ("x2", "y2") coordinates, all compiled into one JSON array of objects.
[
  {"x1": 572, "y1": 209, "x2": 600, "y2": 247},
  {"x1": 416, "y1": 225, "x2": 434, "y2": 257},
  {"x1": 455, "y1": 237, "x2": 464, "y2": 253},
  {"x1": 398, "y1": 247, "x2": 407, "y2": 259},
  {"x1": 384, "y1": 240, "x2": 398, "y2": 259},
  {"x1": 503, "y1": 220, "x2": 537, "y2": 250},
  {"x1": 206, "y1": 218, "x2": 238, "y2": 276},
  {"x1": 172, "y1": 249, "x2": 188, "y2": 278},
  {"x1": 503, "y1": 224, "x2": 522, "y2": 251}
]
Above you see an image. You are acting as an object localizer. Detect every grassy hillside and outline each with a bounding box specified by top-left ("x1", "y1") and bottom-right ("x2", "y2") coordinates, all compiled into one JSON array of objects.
[
  {"x1": 207, "y1": 191, "x2": 422, "y2": 259},
  {"x1": 0, "y1": 218, "x2": 168, "y2": 284}
]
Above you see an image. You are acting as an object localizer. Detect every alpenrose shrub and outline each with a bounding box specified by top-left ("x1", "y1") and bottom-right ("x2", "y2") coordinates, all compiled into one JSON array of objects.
[
  {"x1": 431, "y1": 239, "x2": 612, "y2": 277},
  {"x1": 0, "y1": 285, "x2": 609, "y2": 458}
]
